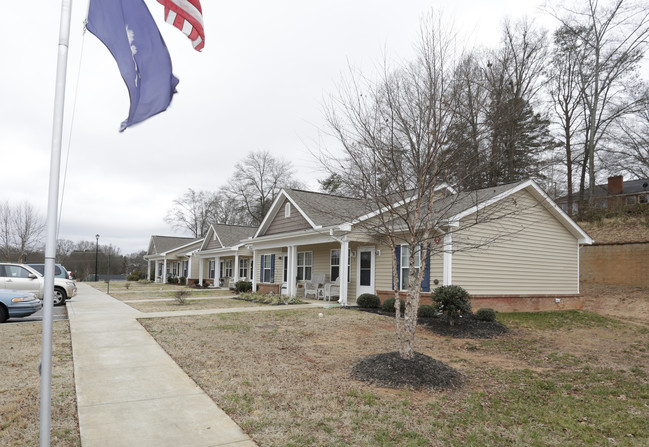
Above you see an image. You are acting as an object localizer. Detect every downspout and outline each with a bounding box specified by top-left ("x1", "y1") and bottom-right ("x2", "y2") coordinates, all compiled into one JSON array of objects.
[{"x1": 443, "y1": 229, "x2": 453, "y2": 286}]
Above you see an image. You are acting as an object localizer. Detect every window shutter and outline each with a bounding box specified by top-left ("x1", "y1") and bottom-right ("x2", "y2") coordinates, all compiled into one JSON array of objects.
[
  {"x1": 394, "y1": 245, "x2": 401, "y2": 290},
  {"x1": 421, "y1": 244, "x2": 431, "y2": 293},
  {"x1": 260, "y1": 255, "x2": 265, "y2": 282},
  {"x1": 270, "y1": 254, "x2": 275, "y2": 283}
]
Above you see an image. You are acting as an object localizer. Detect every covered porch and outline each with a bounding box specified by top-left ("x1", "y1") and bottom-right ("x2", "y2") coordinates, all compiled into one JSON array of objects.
[
  {"x1": 247, "y1": 229, "x2": 383, "y2": 306},
  {"x1": 197, "y1": 247, "x2": 254, "y2": 288}
]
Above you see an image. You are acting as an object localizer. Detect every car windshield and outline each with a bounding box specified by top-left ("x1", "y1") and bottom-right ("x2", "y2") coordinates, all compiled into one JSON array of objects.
[{"x1": 28, "y1": 264, "x2": 62, "y2": 276}]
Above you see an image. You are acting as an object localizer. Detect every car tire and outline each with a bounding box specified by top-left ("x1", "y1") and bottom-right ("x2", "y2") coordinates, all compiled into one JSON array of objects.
[
  {"x1": 0, "y1": 305, "x2": 7, "y2": 323},
  {"x1": 53, "y1": 288, "x2": 67, "y2": 306}
]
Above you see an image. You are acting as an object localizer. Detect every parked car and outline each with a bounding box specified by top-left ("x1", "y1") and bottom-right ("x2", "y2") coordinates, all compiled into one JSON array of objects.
[
  {"x1": 0, "y1": 289, "x2": 42, "y2": 323},
  {"x1": 0, "y1": 263, "x2": 75, "y2": 306},
  {"x1": 27, "y1": 263, "x2": 72, "y2": 280}
]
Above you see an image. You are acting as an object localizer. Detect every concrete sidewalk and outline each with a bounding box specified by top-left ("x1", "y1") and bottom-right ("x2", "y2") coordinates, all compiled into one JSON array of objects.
[{"x1": 67, "y1": 283, "x2": 257, "y2": 447}]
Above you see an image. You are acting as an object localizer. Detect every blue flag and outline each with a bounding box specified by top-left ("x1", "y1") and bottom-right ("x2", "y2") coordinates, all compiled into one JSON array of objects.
[{"x1": 87, "y1": 0, "x2": 179, "y2": 132}]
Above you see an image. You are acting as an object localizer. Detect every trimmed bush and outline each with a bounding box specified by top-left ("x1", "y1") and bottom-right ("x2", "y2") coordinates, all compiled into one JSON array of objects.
[
  {"x1": 432, "y1": 285, "x2": 472, "y2": 326},
  {"x1": 475, "y1": 308, "x2": 497, "y2": 322},
  {"x1": 179, "y1": 276, "x2": 187, "y2": 286},
  {"x1": 235, "y1": 280, "x2": 252, "y2": 293},
  {"x1": 382, "y1": 297, "x2": 406, "y2": 313},
  {"x1": 357, "y1": 293, "x2": 381, "y2": 309},
  {"x1": 417, "y1": 304, "x2": 437, "y2": 318}
]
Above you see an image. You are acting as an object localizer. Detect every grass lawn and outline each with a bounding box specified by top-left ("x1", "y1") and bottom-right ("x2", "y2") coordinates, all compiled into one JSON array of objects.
[
  {"x1": 89, "y1": 280, "x2": 235, "y2": 301},
  {"x1": 141, "y1": 308, "x2": 649, "y2": 447},
  {"x1": 127, "y1": 298, "x2": 264, "y2": 313},
  {"x1": 0, "y1": 321, "x2": 80, "y2": 446}
]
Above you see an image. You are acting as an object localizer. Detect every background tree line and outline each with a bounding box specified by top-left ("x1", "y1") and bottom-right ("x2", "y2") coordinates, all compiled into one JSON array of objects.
[
  {"x1": 0, "y1": 201, "x2": 146, "y2": 279},
  {"x1": 316, "y1": 0, "x2": 649, "y2": 217}
]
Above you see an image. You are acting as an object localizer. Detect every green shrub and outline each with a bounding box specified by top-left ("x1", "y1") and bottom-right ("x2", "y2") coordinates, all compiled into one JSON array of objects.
[
  {"x1": 382, "y1": 297, "x2": 406, "y2": 313},
  {"x1": 357, "y1": 293, "x2": 381, "y2": 308},
  {"x1": 126, "y1": 271, "x2": 143, "y2": 281},
  {"x1": 417, "y1": 304, "x2": 437, "y2": 318},
  {"x1": 179, "y1": 276, "x2": 186, "y2": 286},
  {"x1": 432, "y1": 285, "x2": 472, "y2": 326},
  {"x1": 475, "y1": 308, "x2": 497, "y2": 322},
  {"x1": 235, "y1": 280, "x2": 252, "y2": 293}
]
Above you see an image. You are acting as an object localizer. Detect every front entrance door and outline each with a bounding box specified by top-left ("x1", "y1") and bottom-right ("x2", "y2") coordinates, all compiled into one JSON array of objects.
[{"x1": 356, "y1": 246, "x2": 375, "y2": 297}]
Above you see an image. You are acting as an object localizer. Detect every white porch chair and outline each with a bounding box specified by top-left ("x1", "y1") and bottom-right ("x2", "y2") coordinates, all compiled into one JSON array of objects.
[
  {"x1": 324, "y1": 277, "x2": 340, "y2": 301},
  {"x1": 304, "y1": 273, "x2": 327, "y2": 299}
]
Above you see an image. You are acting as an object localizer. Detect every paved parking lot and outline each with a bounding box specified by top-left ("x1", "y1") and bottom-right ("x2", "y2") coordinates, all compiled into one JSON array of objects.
[{"x1": 7, "y1": 302, "x2": 68, "y2": 323}]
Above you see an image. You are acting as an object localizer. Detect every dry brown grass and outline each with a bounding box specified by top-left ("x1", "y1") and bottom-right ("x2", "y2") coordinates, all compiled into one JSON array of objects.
[
  {"x1": 90, "y1": 281, "x2": 234, "y2": 301},
  {"x1": 140, "y1": 306, "x2": 649, "y2": 446},
  {"x1": 578, "y1": 215, "x2": 649, "y2": 244},
  {"x1": 0, "y1": 321, "x2": 80, "y2": 446},
  {"x1": 127, "y1": 298, "x2": 263, "y2": 313}
]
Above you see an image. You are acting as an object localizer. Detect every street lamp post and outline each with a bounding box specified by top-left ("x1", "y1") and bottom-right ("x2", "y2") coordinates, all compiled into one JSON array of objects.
[{"x1": 95, "y1": 234, "x2": 100, "y2": 281}]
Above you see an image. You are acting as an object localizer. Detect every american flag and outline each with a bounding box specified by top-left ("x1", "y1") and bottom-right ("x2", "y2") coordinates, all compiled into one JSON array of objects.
[{"x1": 156, "y1": 0, "x2": 205, "y2": 51}]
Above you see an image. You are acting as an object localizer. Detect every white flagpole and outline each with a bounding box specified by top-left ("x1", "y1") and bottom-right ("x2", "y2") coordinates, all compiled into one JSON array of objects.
[{"x1": 41, "y1": 1, "x2": 73, "y2": 445}]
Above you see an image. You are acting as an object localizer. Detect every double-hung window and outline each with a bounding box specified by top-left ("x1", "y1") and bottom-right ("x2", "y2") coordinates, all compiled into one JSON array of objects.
[
  {"x1": 330, "y1": 249, "x2": 351, "y2": 282},
  {"x1": 296, "y1": 251, "x2": 312, "y2": 281},
  {"x1": 239, "y1": 259, "x2": 249, "y2": 279},
  {"x1": 224, "y1": 260, "x2": 233, "y2": 278},
  {"x1": 208, "y1": 260, "x2": 215, "y2": 279},
  {"x1": 262, "y1": 254, "x2": 273, "y2": 283},
  {"x1": 400, "y1": 245, "x2": 421, "y2": 291}
]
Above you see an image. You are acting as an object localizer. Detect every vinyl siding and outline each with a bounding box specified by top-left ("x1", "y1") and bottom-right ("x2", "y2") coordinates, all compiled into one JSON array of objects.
[
  {"x1": 264, "y1": 199, "x2": 312, "y2": 236},
  {"x1": 452, "y1": 189, "x2": 579, "y2": 295}
]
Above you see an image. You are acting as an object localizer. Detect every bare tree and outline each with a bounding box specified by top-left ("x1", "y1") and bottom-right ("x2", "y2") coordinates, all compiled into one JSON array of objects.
[
  {"x1": 12, "y1": 202, "x2": 45, "y2": 263},
  {"x1": 322, "y1": 13, "x2": 467, "y2": 360},
  {"x1": 223, "y1": 150, "x2": 302, "y2": 225},
  {"x1": 164, "y1": 189, "x2": 219, "y2": 238},
  {"x1": 549, "y1": 24, "x2": 588, "y2": 214},
  {"x1": 0, "y1": 201, "x2": 12, "y2": 261},
  {"x1": 548, "y1": 0, "x2": 649, "y2": 207}
]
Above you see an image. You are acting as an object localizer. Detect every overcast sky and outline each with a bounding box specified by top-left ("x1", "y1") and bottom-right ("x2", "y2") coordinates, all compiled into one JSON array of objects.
[{"x1": 0, "y1": 0, "x2": 595, "y2": 254}]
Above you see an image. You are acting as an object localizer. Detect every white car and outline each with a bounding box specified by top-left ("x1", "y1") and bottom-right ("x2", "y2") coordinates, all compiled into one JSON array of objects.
[{"x1": 0, "y1": 263, "x2": 76, "y2": 306}]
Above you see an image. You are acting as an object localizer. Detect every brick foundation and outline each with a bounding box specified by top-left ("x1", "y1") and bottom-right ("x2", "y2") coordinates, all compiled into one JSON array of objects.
[
  {"x1": 257, "y1": 283, "x2": 280, "y2": 294},
  {"x1": 376, "y1": 290, "x2": 582, "y2": 313}
]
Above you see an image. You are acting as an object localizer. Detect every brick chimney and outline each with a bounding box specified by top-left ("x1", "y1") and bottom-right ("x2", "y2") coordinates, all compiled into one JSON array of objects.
[{"x1": 608, "y1": 175, "x2": 623, "y2": 195}]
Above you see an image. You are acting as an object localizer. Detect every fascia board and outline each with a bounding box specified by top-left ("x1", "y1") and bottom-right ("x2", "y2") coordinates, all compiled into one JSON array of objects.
[{"x1": 246, "y1": 227, "x2": 341, "y2": 250}]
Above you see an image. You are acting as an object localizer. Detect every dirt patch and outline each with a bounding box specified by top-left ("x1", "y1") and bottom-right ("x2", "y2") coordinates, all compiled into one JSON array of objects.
[
  {"x1": 351, "y1": 351, "x2": 464, "y2": 389},
  {"x1": 581, "y1": 283, "x2": 649, "y2": 326}
]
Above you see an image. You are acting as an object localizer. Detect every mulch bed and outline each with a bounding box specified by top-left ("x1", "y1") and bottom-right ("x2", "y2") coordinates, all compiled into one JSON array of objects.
[
  {"x1": 354, "y1": 307, "x2": 508, "y2": 339},
  {"x1": 418, "y1": 313, "x2": 508, "y2": 339},
  {"x1": 351, "y1": 351, "x2": 464, "y2": 390}
]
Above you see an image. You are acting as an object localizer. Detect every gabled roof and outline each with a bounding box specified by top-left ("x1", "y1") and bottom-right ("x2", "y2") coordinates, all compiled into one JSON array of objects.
[
  {"x1": 147, "y1": 235, "x2": 201, "y2": 256},
  {"x1": 210, "y1": 223, "x2": 257, "y2": 248},
  {"x1": 254, "y1": 189, "x2": 374, "y2": 237},
  {"x1": 251, "y1": 180, "x2": 593, "y2": 245}
]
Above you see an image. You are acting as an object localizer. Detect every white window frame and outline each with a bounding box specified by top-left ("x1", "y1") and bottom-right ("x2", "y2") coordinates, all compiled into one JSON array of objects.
[
  {"x1": 239, "y1": 258, "x2": 249, "y2": 279},
  {"x1": 223, "y1": 259, "x2": 233, "y2": 278},
  {"x1": 262, "y1": 254, "x2": 273, "y2": 283},
  {"x1": 400, "y1": 244, "x2": 421, "y2": 291},
  {"x1": 208, "y1": 260, "x2": 215, "y2": 279},
  {"x1": 296, "y1": 251, "x2": 312, "y2": 281}
]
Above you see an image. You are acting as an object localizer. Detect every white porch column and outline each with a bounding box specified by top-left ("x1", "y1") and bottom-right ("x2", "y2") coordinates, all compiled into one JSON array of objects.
[
  {"x1": 198, "y1": 257, "x2": 204, "y2": 285},
  {"x1": 287, "y1": 245, "x2": 297, "y2": 297},
  {"x1": 339, "y1": 238, "x2": 349, "y2": 306},
  {"x1": 214, "y1": 256, "x2": 220, "y2": 286},
  {"x1": 234, "y1": 253, "x2": 240, "y2": 282},
  {"x1": 187, "y1": 256, "x2": 192, "y2": 280},
  {"x1": 147, "y1": 260, "x2": 151, "y2": 281},
  {"x1": 163, "y1": 258, "x2": 167, "y2": 283},
  {"x1": 443, "y1": 230, "x2": 453, "y2": 286},
  {"x1": 251, "y1": 250, "x2": 257, "y2": 291}
]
